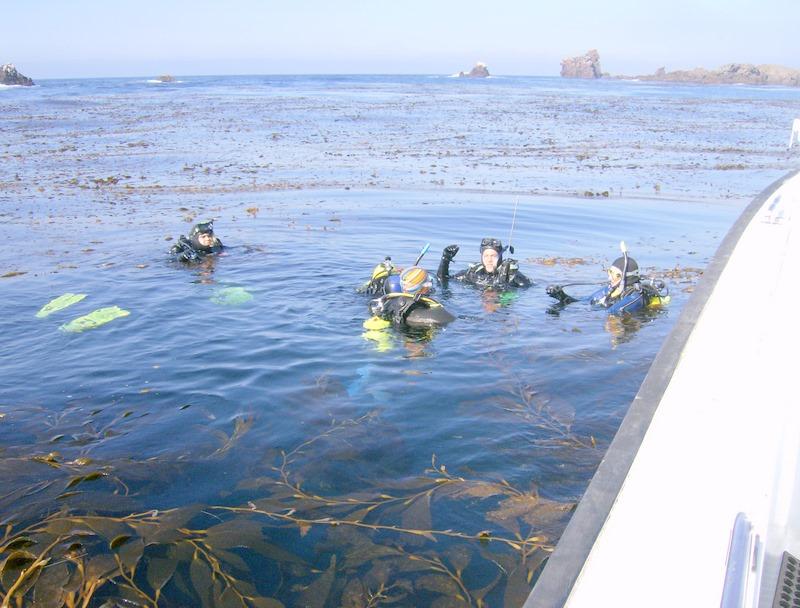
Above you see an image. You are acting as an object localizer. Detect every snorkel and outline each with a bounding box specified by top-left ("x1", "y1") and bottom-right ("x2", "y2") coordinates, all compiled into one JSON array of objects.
[
  {"x1": 618, "y1": 240, "x2": 629, "y2": 294},
  {"x1": 414, "y1": 242, "x2": 431, "y2": 266},
  {"x1": 609, "y1": 243, "x2": 640, "y2": 300}
]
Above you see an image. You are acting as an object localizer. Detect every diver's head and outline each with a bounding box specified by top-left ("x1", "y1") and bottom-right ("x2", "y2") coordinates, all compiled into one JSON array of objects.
[
  {"x1": 400, "y1": 266, "x2": 432, "y2": 294},
  {"x1": 480, "y1": 237, "x2": 504, "y2": 273},
  {"x1": 608, "y1": 256, "x2": 639, "y2": 287},
  {"x1": 190, "y1": 221, "x2": 216, "y2": 249}
]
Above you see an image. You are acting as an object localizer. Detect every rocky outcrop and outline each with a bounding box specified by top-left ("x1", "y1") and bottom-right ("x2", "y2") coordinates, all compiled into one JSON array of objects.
[
  {"x1": 631, "y1": 63, "x2": 800, "y2": 86},
  {"x1": 1, "y1": 64, "x2": 34, "y2": 86},
  {"x1": 558, "y1": 50, "x2": 800, "y2": 87},
  {"x1": 458, "y1": 62, "x2": 490, "y2": 78},
  {"x1": 157, "y1": 74, "x2": 175, "y2": 83},
  {"x1": 560, "y1": 50, "x2": 602, "y2": 79}
]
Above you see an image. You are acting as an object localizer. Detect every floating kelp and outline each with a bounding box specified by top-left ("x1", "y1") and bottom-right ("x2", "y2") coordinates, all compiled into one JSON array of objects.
[
  {"x1": 0, "y1": 411, "x2": 572, "y2": 607},
  {"x1": 59, "y1": 306, "x2": 130, "y2": 333},
  {"x1": 35, "y1": 293, "x2": 87, "y2": 318},
  {"x1": 459, "y1": 351, "x2": 597, "y2": 450},
  {"x1": 527, "y1": 256, "x2": 594, "y2": 267},
  {"x1": 211, "y1": 286, "x2": 254, "y2": 306}
]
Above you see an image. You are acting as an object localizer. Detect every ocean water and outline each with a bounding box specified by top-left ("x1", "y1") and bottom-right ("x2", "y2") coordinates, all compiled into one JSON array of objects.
[{"x1": 0, "y1": 75, "x2": 796, "y2": 607}]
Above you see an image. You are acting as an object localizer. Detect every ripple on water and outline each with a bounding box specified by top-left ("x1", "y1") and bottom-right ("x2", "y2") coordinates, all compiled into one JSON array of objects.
[{"x1": 0, "y1": 190, "x2": 742, "y2": 606}]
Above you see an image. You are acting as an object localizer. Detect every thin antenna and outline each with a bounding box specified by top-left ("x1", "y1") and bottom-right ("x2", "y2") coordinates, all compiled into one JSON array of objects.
[{"x1": 507, "y1": 198, "x2": 519, "y2": 254}]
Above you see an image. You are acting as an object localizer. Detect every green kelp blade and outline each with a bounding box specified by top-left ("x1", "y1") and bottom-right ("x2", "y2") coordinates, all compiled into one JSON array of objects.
[
  {"x1": 35, "y1": 293, "x2": 87, "y2": 318},
  {"x1": 211, "y1": 287, "x2": 254, "y2": 306},
  {"x1": 60, "y1": 306, "x2": 130, "y2": 333}
]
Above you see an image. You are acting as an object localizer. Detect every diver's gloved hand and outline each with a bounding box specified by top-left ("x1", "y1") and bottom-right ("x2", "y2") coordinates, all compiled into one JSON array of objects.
[
  {"x1": 369, "y1": 297, "x2": 386, "y2": 317},
  {"x1": 442, "y1": 244, "x2": 459, "y2": 261}
]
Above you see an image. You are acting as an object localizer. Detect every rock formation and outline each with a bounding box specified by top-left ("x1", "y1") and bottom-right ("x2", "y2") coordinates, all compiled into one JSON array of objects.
[
  {"x1": 558, "y1": 51, "x2": 800, "y2": 87},
  {"x1": 632, "y1": 63, "x2": 800, "y2": 87},
  {"x1": 1, "y1": 64, "x2": 34, "y2": 86},
  {"x1": 560, "y1": 50, "x2": 602, "y2": 79},
  {"x1": 458, "y1": 62, "x2": 490, "y2": 78},
  {"x1": 157, "y1": 74, "x2": 175, "y2": 83}
]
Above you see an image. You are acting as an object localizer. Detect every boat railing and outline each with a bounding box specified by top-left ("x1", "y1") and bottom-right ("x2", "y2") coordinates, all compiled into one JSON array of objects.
[{"x1": 721, "y1": 512, "x2": 762, "y2": 608}]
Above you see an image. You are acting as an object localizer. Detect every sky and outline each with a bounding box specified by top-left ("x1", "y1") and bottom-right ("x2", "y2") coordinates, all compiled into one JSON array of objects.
[{"x1": 3, "y1": 0, "x2": 799, "y2": 79}]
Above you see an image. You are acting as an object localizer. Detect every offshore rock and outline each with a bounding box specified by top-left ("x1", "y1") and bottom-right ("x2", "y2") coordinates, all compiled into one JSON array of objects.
[
  {"x1": 157, "y1": 74, "x2": 175, "y2": 83},
  {"x1": 1, "y1": 64, "x2": 34, "y2": 86},
  {"x1": 560, "y1": 50, "x2": 603, "y2": 79},
  {"x1": 631, "y1": 63, "x2": 800, "y2": 87},
  {"x1": 458, "y1": 62, "x2": 490, "y2": 78}
]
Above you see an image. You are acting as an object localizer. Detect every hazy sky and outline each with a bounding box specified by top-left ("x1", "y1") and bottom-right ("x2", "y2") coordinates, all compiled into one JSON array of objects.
[{"x1": 4, "y1": 0, "x2": 798, "y2": 78}]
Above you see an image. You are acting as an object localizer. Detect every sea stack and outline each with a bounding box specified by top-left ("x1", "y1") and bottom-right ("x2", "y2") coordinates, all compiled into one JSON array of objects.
[
  {"x1": 458, "y1": 62, "x2": 490, "y2": 78},
  {"x1": 560, "y1": 50, "x2": 603, "y2": 79},
  {"x1": 1, "y1": 64, "x2": 34, "y2": 86}
]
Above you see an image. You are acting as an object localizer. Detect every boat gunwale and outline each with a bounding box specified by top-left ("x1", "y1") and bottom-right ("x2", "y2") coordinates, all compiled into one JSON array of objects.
[{"x1": 524, "y1": 168, "x2": 800, "y2": 608}]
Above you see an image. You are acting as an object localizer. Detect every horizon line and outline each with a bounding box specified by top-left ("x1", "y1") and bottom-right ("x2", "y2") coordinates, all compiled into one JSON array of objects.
[{"x1": 24, "y1": 72, "x2": 564, "y2": 81}]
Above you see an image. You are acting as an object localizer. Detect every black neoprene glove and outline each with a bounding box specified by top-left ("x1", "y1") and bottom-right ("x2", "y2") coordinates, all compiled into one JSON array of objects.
[{"x1": 442, "y1": 244, "x2": 459, "y2": 261}]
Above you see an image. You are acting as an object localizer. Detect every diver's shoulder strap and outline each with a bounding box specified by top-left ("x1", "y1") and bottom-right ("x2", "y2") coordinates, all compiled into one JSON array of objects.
[
  {"x1": 387, "y1": 293, "x2": 443, "y2": 324},
  {"x1": 384, "y1": 292, "x2": 439, "y2": 306}
]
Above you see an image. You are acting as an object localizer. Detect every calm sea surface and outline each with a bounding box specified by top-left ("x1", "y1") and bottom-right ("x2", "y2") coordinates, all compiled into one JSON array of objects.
[{"x1": 0, "y1": 75, "x2": 797, "y2": 607}]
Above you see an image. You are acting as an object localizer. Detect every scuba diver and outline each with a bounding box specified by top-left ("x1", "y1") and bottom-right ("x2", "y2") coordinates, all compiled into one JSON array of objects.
[
  {"x1": 546, "y1": 251, "x2": 669, "y2": 315},
  {"x1": 437, "y1": 238, "x2": 532, "y2": 290},
  {"x1": 170, "y1": 220, "x2": 224, "y2": 263},
  {"x1": 367, "y1": 266, "x2": 455, "y2": 329},
  {"x1": 357, "y1": 256, "x2": 403, "y2": 296}
]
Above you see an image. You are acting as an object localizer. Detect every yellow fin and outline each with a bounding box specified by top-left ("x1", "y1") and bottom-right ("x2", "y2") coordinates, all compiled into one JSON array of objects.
[
  {"x1": 60, "y1": 306, "x2": 130, "y2": 333},
  {"x1": 363, "y1": 316, "x2": 391, "y2": 330},
  {"x1": 36, "y1": 293, "x2": 87, "y2": 318},
  {"x1": 362, "y1": 330, "x2": 393, "y2": 352}
]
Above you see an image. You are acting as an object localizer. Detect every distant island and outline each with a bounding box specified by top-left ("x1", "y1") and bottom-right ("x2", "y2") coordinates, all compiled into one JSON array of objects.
[
  {"x1": 157, "y1": 74, "x2": 175, "y2": 83},
  {"x1": 560, "y1": 50, "x2": 604, "y2": 79},
  {"x1": 457, "y1": 62, "x2": 490, "y2": 78},
  {"x1": 560, "y1": 50, "x2": 800, "y2": 87},
  {"x1": 1, "y1": 64, "x2": 34, "y2": 86}
]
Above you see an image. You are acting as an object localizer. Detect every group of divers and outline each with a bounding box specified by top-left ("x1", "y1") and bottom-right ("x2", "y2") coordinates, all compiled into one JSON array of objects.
[{"x1": 172, "y1": 220, "x2": 671, "y2": 333}]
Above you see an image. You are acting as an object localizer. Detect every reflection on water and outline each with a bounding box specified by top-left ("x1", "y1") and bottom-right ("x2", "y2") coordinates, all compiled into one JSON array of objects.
[{"x1": 0, "y1": 191, "x2": 740, "y2": 606}]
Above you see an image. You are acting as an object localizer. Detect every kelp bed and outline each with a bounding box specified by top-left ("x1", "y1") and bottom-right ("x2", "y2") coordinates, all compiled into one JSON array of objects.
[{"x1": 0, "y1": 383, "x2": 584, "y2": 608}]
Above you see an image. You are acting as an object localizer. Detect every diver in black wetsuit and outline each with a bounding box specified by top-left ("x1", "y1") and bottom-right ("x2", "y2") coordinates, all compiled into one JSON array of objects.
[
  {"x1": 368, "y1": 266, "x2": 455, "y2": 329},
  {"x1": 436, "y1": 237, "x2": 532, "y2": 290},
  {"x1": 170, "y1": 221, "x2": 224, "y2": 263}
]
